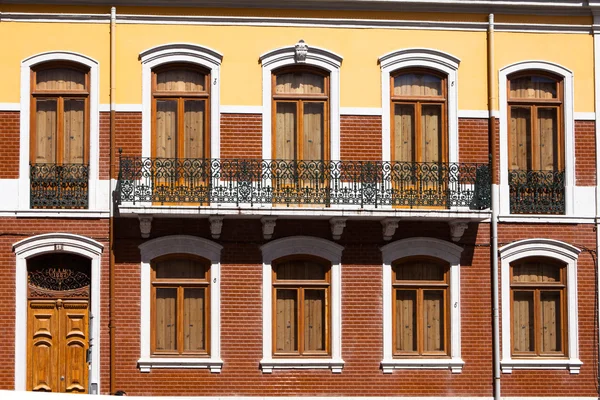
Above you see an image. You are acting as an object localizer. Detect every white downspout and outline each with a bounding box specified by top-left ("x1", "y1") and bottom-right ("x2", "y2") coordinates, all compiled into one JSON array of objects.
[{"x1": 593, "y1": 11, "x2": 600, "y2": 398}]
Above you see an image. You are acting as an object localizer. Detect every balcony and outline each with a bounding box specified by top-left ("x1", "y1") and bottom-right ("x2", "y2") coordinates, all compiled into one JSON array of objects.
[
  {"x1": 508, "y1": 169, "x2": 565, "y2": 215},
  {"x1": 117, "y1": 157, "x2": 490, "y2": 212},
  {"x1": 30, "y1": 163, "x2": 89, "y2": 209}
]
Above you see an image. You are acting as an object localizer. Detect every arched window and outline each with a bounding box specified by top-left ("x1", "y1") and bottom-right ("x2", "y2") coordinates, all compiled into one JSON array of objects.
[
  {"x1": 507, "y1": 72, "x2": 564, "y2": 214},
  {"x1": 391, "y1": 69, "x2": 447, "y2": 164},
  {"x1": 272, "y1": 257, "x2": 330, "y2": 356},
  {"x1": 272, "y1": 67, "x2": 330, "y2": 162},
  {"x1": 392, "y1": 257, "x2": 449, "y2": 356},
  {"x1": 152, "y1": 64, "x2": 210, "y2": 160},
  {"x1": 151, "y1": 255, "x2": 210, "y2": 356}
]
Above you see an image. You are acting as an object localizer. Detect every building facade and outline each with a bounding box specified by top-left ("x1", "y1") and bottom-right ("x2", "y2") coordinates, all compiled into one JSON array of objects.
[{"x1": 0, "y1": 0, "x2": 599, "y2": 398}]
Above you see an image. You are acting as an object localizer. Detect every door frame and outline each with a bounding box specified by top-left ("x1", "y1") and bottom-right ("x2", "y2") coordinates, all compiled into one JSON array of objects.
[{"x1": 13, "y1": 233, "x2": 103, "y2": 392}]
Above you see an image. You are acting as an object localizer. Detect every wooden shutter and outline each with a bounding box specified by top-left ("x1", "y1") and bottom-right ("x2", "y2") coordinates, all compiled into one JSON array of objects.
[
  {"x1": 276, "y1": 289, "x2": 298, "y2": 352},
  {"x1": 155, "y1": 100, "x2": 178, "y2": 158},
  {"x1": 35, "y1": 99, "x2": 58, "y2": 163},
  {"x1": 421, "y1": 105, "x2": 442, "y2": 163},
  {"x1": 302, "y1": 103, "x2": 324, "y2": 161},
  {"x1": 393, "y1": 104, "x2": 415, "y2": 163},
  {"x1": 509, "y1": 107, "x2": 531, "y2": 170},
  {"x1": 540, "y1": 291, "x2": 562, "y2": 353},
  {"x1": 36, "y1": 68, "x2": 85, "y2": 91},
  {"x1": 63, "y1": 99, "x2": 85, "y2": 164},
  {"x1": 423, "y1": 290, "x2": 444, "y2": 352},
  {"x1": 275, "y1": 103, "x2": 297, "y2": 160},
  {"x1": 395, "y1": 290, "x2": 416, "y2": 352},
  {"x1": 183, "y1": 100, "x2": 205, "y2": 159},
  {"x1": 304, "y1": 289, "x2": 326, "y2": 352},
  {"x1": 537, "y1": 108, "x2": 559, "y2": 171},
  {"x1": 513, "y1": 291, "x2": 534, "y2": 352},
  {"x1": 155, "y1": 288, "x2": 177, "y2": 352},
  {"x1": 183, "y1": 288, "x2": 205, "y2": 352}
]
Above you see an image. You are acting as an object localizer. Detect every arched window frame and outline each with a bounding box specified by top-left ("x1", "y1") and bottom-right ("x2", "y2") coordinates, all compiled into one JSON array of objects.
[
  {"x1": 381, "y1": 237, "x2": 464, "y2": 373},
  {"x1": 140, "y1": 43, "x2": 223, "y2": 160},
  {"x1": 260, "y1": 43, "x2": 342, "y2": 161},
  {"x1": 13, "y1": 233, "x2": 104, "y2": 391},
  {"x1": 139, "y1": 235, "x2": 223, "y2": 372},
  {"x1": 498, "y1": 61, "x2": 575, "y2": 216},
  {"x1": 379, "y1": 48, "x2": 460, "y2": 163},
  {"x1": 260, "y1": 236, "x2": 344, "y2": 373},
  {"x1": 499, "y1": 238, "x2": 581, "y2": 373},
  {"x1": 19, "y1": 52, "x2": 100, "y2": 211}
]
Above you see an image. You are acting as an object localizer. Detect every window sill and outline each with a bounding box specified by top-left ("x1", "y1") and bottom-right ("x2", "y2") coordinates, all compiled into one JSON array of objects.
[
  {"x1": 260, "y1": 358, "x2": 344, "y2": 373},
  {"x1": 501, "y1": 358, "x2": 582, "y2": 374},
  {"x1": 381, "y1": 358, "x2": 464, "y2": 374},
  {"x1": 138, "y1": 357, "x2": 223, "y2": 373}
]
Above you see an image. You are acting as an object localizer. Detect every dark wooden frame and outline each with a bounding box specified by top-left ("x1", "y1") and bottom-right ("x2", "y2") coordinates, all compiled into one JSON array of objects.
[
  {"x1": 150, "y1": 254, "x2": 211, "y2": 357},
  {"x1": 272, "y1": 255, "x2": 331, "y2": 357},
  {"x1": 392, "y1": 256, "x2": 450, "y2": 358}
]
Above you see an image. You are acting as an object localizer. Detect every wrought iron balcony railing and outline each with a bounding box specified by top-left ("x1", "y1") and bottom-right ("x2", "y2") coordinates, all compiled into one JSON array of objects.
[
  {"x1": 30, "y1": 163, "x2": 89, "y2": 209},
  {"x1": 117, "y1": 157, "x2": 490, "y2": 210},
  {"x1": 508, "y1": 169, "x2": 565, "y2": 214}
]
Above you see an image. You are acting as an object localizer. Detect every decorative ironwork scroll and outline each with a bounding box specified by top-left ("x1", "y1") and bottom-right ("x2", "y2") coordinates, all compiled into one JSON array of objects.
[
  {"x1": 508, "y1": 169, "x2": 565, "y2": 215},
  {"x1": 117, "y1": 156, "x2": 491, "y2": 210},
  {"x1": 28, "y1": 256, "x2": 91, "y2": 299},
  {"x1": 30, "y1": 163, "x2": 89, "y2": 209}
]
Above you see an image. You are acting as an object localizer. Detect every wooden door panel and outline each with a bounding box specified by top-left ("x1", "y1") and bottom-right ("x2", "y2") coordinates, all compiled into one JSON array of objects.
[
  {"x1": 61, "y1": 302, "x2": 89, "y2": 393},
  {"x1": 28, "y1": 302, "x2": 58, "y2": 392}
]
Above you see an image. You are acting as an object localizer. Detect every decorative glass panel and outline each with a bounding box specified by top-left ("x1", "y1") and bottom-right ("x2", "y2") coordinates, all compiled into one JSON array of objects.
[
  {"x1": 423, "y1": 290, "x2": 444, "y2": 352},
  {"x1": 513, "y1": 291, "x2": 534, "y2": 352},
  {"x1": 183, "y1": 288, "x2": 205, "y2": 352},
  {"x1": 36, "y1": 68, "x2": 86, "y2": 91},
  {"x1": 510, "y1": 76, "x2": 557, "y2": 99},
  {"x1": 156, "y1": 69, "x2": 205, "y2": 92},
  {"x1": 395, "y1": 290, "x2": 416, "y2": 352},
  {"x1": 275, "y1": 289, "x2": 298, "y2": 352},
  {"x1": 276, "y1": 73, "x2": 324, "y2": 95},
  {"x1": 304, "y1": 289, "x2": 326, "y2": 352},
  {"x1": 394, "y1": 73, "x2": 442, "y2": 97},
  {"x1": 155, "y1": 288, "x2": 177, "y2": 352}
]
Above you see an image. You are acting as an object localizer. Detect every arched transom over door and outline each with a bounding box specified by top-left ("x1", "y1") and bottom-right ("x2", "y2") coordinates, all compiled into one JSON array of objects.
[{"x1": 26, "y1": 253, "x2": 91, "y2": 393}]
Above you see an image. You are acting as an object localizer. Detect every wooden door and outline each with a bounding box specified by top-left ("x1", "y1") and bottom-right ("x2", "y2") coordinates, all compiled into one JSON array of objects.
[{"x1": 27, "y1": 299, "x2": 89, "y2": 393}]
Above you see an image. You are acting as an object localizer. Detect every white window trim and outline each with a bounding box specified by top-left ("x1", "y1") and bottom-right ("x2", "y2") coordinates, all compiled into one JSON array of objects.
[
  {"x1": 19, "y1": 51, "x2": 100, "y2": 211},
  {"x1": 140, "y1": 43, "x2": 223, "y2": 160},
  {"x1": 260, "y1": 236, "x2": 344, "y2": 373},
  {"x1": 138, "y1": 235, "x2": 223, "y2": 373},
  {"x1": 499, "y1": 238, "x2": 582, "y2": 374},
  {"x1": 380, "y1": 237, "x2": 464, "y2": 373},
  {"x1": 259, "y1": 43, "x2": 343, "y2": 161},
  {"x1": 379, "y1": 48, "x2": 460, "y2": 163},
  {"x1": 498, "y1": 61, "x2": 575, "y2": 216},
  {"x1": 13, "y1": 233, "x2": 104, "y2": 392}
]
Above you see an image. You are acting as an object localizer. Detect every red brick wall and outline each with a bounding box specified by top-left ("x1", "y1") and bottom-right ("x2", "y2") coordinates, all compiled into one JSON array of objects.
[
  {"x1": 0, "y1": 112, "x2": 20, "y2": 179},
  {"x1": 340, "y1": 115, "x2": 382, "y2": 161},
  {"x1": 575, "y1": 120, "x2": 596, "y2": 186},
  {"x1": 220, "y1": 113, "x2": 262, "y2": 159},
  {"x1": 113, "y1": 112, "x2": 142, "y2": 179},
  {"x1": 0, "y1": 219, "x2": 109, "y2": 392},
  {"x1": 458, "y1": 118, "x2": 489, "y2": 164},
  {"x1": 497, "y1": 223, "x2": 597, "y2": 397}
]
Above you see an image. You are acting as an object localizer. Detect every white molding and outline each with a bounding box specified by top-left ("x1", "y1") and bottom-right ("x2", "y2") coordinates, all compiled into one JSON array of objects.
[
  {"x1": 138, "y1": 235, "x2": 223, "y2": 372},
  {"x1": 380, "y1": 237, "x2": 464, "y2": 373},
  {"x1": 220, "y1": 105, "x2": 263, "y2": 114},
  {"x1": 19, "y1": 51, "x2": 100, "y2": 211},
  {"x1": 457, "y1": 109, "x2": 489, "y2": 119},
  {"x1": 379, "y1": 48, "x2": 460, "y2": 163},
  {"x1": 140, "y1": 43, "x2": 223, "y2": 160},
  {"x1": 99, "y1": 103, "x2": 143, "y2": 112},
  {"x1": 0, "y1": 103, "x2": 20, "y2": 111},
  {"x1": 498, "y1": 238, "x2": 582, "y2": 374},
  {"x1": 260, "y1": 236, "x2": 344, "y2": 372},
  {"x1": 498, "y1": 61, "x2": 575, "y2": 216},
  {"x1": 12, "y1": 233, "x2": 104, "y2": 392},
  {"x1": 340, "y1": 107, "x2": 382, "y2": 116},
  {"x1": 260, "y1": 42, "x2": 342, "y2": 161},
  {"x1": 574, "y1": 111, "x2": 596, "y2": 120},
  {"x1": 498, "y1": 215, "x2": 596, "y2": 224}
]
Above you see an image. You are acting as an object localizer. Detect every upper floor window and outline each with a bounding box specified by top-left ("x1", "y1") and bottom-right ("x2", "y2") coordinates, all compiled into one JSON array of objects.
[
  {"x1": 507, "y1": 72, "x2": 565, "y2": 214},
  {"x1": 30, "y1": 63, "x2": 90, "y2": 209},
  {"x1": 510, "y1": 258, "x2": 566, "y2": 357},
  {"x1": 393, "y1": 257, "x2": 449, "y2": 357},
  {"x1": 391, "y1": 70, "x2": 447, "y2": 164},
  {"x1": 272, "y1": 67, "x2": 330, "y2": 162},
  {"x1": 273, "y1": 258, "x2": 330, "y2": 357},
  {"x1": 152, "y1": 65, "x2": 210, "y2": 160},
  {"x1": 151, "y1": 255, "x2": 210, "y2": 356}
]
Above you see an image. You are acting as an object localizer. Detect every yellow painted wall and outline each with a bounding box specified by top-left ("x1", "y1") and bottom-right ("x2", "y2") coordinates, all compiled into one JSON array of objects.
[{"x1": 0, "y1": 12, "x2": 594, "y2": 112}]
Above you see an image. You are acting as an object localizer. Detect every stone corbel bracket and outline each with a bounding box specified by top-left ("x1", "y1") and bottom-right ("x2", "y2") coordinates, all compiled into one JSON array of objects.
[
  {"x1": 381, "y1": 218, "x2": 400, "y2": 241},
  {"x1": 209, "y1": 216, "x2": 224, "y2": 239},
  {"x1": 261, "y1": 217, "x2": 277, "y2": 240},
  {"x1": 139, "y1": 216, "x2": 153, "y2": 239},
  {"x1": 449, "y1": 220, "x2": 469, "y2": 242},
  {"x1": 330, "y1": 217, "x2": 347, "y2": 240}
]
